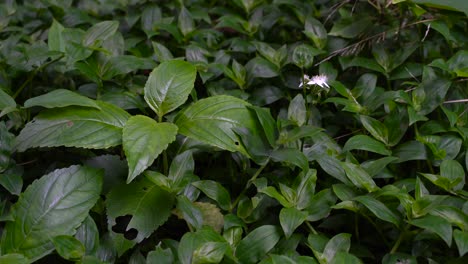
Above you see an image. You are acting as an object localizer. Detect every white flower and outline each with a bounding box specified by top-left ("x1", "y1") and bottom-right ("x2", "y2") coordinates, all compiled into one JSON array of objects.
[
  {"x1": 299, "y1": 74, "x2": 329, "y2": 89},
  {"x1": 299, "y1": 74, "x2": 311, "y2": 88}
]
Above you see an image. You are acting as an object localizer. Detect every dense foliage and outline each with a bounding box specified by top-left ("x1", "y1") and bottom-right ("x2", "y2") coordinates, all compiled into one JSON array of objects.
[{"x1": 0, "y1": 0, "x2": 467, "y2": 263}]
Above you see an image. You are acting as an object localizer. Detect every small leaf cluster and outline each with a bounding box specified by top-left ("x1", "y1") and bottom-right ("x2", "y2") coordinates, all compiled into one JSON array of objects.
[{"x1": 0, "y1": 0, "x2": 467, "y2": 263}]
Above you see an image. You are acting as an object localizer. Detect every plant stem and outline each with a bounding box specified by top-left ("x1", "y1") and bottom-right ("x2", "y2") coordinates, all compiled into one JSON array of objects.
[
  {"x1": 362, "y1": 214, "x2": 391, "y2": 249},
  {"x1": 390, "y1": 224, "x2": 409, "y2": 254},
  {"x1": 158, "y1": 114, "x2": 169, "y2": 175},
  {"x1": 14, "y1": 54, "x2": 64, "y2": 99},
  {"x1": 355, "y1": 214, "x2": 360, "y2": 243},
  {"x1": 305, "y1": 221, "x2": 318, "y2": 235},
  {"x1": 231, "y1": 159, "x2": 269, "y2": 211}
]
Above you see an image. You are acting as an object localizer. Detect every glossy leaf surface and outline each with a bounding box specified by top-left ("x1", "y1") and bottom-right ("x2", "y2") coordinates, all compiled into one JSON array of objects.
[
  {"x1": 144, "y1": 60, "x2": 197, "y2": 117},
  {"x1": 123, "y1": 115, "x2": 177, "y2": 183},
  {"x1": 175, "y1": 95, "x2": 257, "y2": 156},
  {"x1": 15, "y1": 101, "x2": 130, "y2": 151},
  {"x1": 1, "y1": 165, "x2": 102, "y2": 262}
]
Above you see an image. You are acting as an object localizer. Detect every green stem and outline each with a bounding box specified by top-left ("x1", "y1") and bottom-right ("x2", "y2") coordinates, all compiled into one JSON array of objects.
[
  {"x1": 158, "y1": 114, "x2": 169, "y2": 175},
  {"x1": 13, "y1": 54, "x2": 64, "y2": 99},
  {"x1": 426, "y1": 159, "x2": 435, "y2": 174},
  {"x1": 390, "y1": 224, "x2": 410, "y2": 254},
  {"x1": 363, "y1": 214, "x2": 391, "y2": 249},
  {"x1": 305, "y1": 221, "x2": 318, "y2": 235},
  {"x1": 355, "y1": 214, "x2": 360, "y2": 243},
  {"x1": 231, "y1": 158, "x2": 269, "y2": 211}
]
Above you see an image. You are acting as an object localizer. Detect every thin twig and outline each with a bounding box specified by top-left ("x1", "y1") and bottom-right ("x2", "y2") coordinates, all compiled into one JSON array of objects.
[
  {"x1": 333, "y1": 129, "x2": 362, "y2": 141},
  {"x1": 230, "y1": 158, "x2": 270, "y2": 211},
  {"x1": 314, "y1": 18, "x2": 438, "y2": 66},
  {"x1": 13, "y1": 54, "x2": 64, "y2": 99},
  {"x1": 443, "y1": 99, "x2": 468, "y2": 104},
  {"x1": 17, "y1": 159, "x2": 38, "y2": 166},
  {"x1": 324, "y1": 0, "x2": 351, "y2": 25}
]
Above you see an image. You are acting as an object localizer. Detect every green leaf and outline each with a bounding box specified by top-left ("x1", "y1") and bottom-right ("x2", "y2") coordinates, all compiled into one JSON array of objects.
[
  {"x1": 146, "y1": 245, "x2": 174, "y2": 264},
  {"x1": 24, "y1": 89, "x2": 100, "y2": 109},
  {"x1": 430, "y1": 206, "x2": 468, "y2": 231},
  {"x1": 1, "y1": 165, "x2": 103, "y2": 262},
  {"x1": 81, "y1": 255, "x2": 105, "y2": 264},
  {"x1": 410, "y1": 215, "x2": 452, "y2": 246},
  {"x1": 100, "y1": 90, "x2": 145, "y2": 111},
  {"x1": 448, "y1": 50, "x2": 468, "y2": 77},
  {"x1": 248, "y1": 105, "x2": 278, "y2": 148},
  {"x1": 343, "y1": 135, "x2": 391, "y2": 155},
  {"x1": 305, "y1": 189, "x2": 337, "y2": 221},
  {"x1": 382, "y1": 253, "x2": 417, "y2": 264},
  {"x1": 175, "y1": 95, "x2": 258, "y2": 156},
  {"x1": 339, "y1": 57, "x2": 386, "y2": 74},
  {"x1": 294, "y1": 169, "x2": 318, "y2": 210},
  {"x1": 152, "y1": 41, "x2": 174, "y2": 62},
  {"x1": 0, "y1": 254, "x2": 29, "y2": 264},
  {"x1": 253, "y1": 41, "x2": 278, "y2": 65},
  {"x1": 0, "y1": 122, "x2": 14, "y2": 173},
  {"x1": 48, "y1": 19, "x2": 65, "y2": 52},
  {"x1": 176, "y1": 196, "x2": 203, "y2": 230},
  {"x1": 329, "y1": 16, "x2": 372, "y2": 38},
  {"x1": 372, "y1": 45, "x2": 391, "y2": 73},
  {"x1": 0, "y1": 166, "x2": 23, "y2": 195},
  {"x1": 141, "y1": 5, "x2": 162, "y2": 36},
  {"x1": 102, "y1": 56, "x2": 156, "y2": 80},
  {"x1": 415, "y1": 67, "x2": 451, "y2": 115},
  {"x1": 419, "y1": 173, "x2": 452, "y2": 192},
  {"x1": 192, "y1": 180, "x2": 232, "y2": 211},
  {"x1": 233, "y1": 124, "x2": 270, "y2": 165},
  {"x1": 393, "y1": 140, "x2": 428, "y2": 163},
  {"x1": 270, "y1": 148, "x2": 309, "y2": 172},
  {"x1": 52, "y1": 235, "x2": 86, "y2": 261},
  {"x1": 235, "y1": 225, "x2": 282, "y2": 264},
  {"x1": 440, "y1": 159, "x2": 465, "y2": 191},
  {"x1": 246, "y1": 57, "x2": 279, "y2": 79},
  {"x1": 453, "y1": 229, "x2": 468, "y2": 257},
  {"x1": 261, "y1": 254, "x2": 297, "y2": 264},
  {"x1": 341, "y1": 162, "x2": 379, "y2": 192},
  {"x1": 144, "y1": 60, "x2": 197, "y2": 117},
  {"x1": 384, "y1": 107, "x2": 409, "y2": 146},
  {"x1": 303, "y1": 17, "x2": 327, "y2": 50},
  {"x1": 353, "y1": 196, "x2": 401, "y2": 226},
  {"x1": 277, "y1": 125, "x2": 323, "y2": 145},
  {"x1": 106, "y1": 178, "x2": 175, "y2": 243},
  {"x1": 178, "y1": 227, "x2": 226, "y2": 264},
  {"x1": 168, "y1": 151, "x2": 195, "y2": 191},
  {"x1": 361, "y1": 157, "x2": 399, "y2": 177},
  {"x1": 75, "y1": 215, "x2": 99, "y2": 255},
  {"x1": 293, "y1": 44, "x2": 320, "y2": 68},
  {"x1": 83, "y1": 20, "x2": 119, "y2": 47},
  {"x1": 15, "y1": 101, "x2": 130, "y2": 151},
  {"x1": 288, "y1": 94, "x2": 307, "y2": 127},
  {"x1": 313, "y1": 154, "x2": 351, "y2": 185},
  {"x1": 0, "y1": 88, "x2": 16, "y2": 111},
  {"x1": 359, "y1": 115, "x2": 388, "y2": 145},
  {"x1": 193, "y1": 241, "x2": 228, "y2": 264},
  {"x1": 411, "y1": 0, "x2": 468, "y2": 16},
  {"x1": 259, "y1": 186, "x2": 294, "y2": 208},
  {"x1": 123, "y1": 115, "x2": 178, "y2": 183},
  {"x1": 279, "y1": 207, "x2": 307, "y2": 239},
  {"x1": 323, "y1": 233, "x2": 351, "y2": 263},
  {"x1": 412, "y1": 194, "x2": 447, "y2": 217},
  {"x1": 307, "y1": 233, "x2": 329, "y2": 253},
  {"x1": 194, "y1": 202, "x2": 224, "y2": 233},
  {"x1": 333, "y1": 184, "x2": 358, "y2": 201},
  {"x1": 331, "y1": 252, "x2": 363, "y2": 264},
  {"x1": 178, "y1": 6, "x2": 195, "y2": 37}
]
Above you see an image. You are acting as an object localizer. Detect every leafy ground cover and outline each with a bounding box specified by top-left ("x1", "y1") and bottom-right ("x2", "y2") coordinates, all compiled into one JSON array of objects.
[{"x1": 0, "y1": 0, "x2": 468, "y2": 263}]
